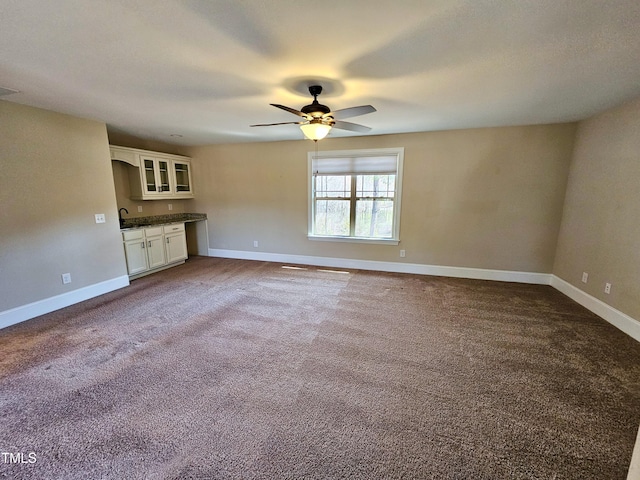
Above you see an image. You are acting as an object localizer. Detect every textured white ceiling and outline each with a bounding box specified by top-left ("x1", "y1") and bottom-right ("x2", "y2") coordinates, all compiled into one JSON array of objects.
[{"x1": 1, "y1": 0, "x2": 639, "y2": 145}]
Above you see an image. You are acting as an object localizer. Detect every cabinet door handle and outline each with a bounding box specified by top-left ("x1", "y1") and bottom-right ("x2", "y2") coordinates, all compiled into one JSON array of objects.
[
  {"x1": 141, "y1": 242, "x2": 145, "y2": 249},
  {"x1": 148, "y1": 241, "x2": 152, "y2": 248},
  {"x1": 166, "y1": 238, "x2": 170, "y2": 244}
]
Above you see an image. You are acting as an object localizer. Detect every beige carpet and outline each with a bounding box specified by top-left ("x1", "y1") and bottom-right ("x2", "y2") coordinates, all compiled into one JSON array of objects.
[{"x1": 1, "y1": 257, "x2": 639, "y2": 479}]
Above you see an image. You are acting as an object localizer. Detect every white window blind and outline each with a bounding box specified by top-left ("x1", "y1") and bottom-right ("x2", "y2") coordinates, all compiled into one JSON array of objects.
[{"x1": 311, "y1": 154, "x2": 399, "y2": 175}]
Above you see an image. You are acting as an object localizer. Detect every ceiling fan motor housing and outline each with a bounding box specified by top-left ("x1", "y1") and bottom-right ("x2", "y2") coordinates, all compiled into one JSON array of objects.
[
  {"x1": 301, "y1": 85, "x2": 332, "y2": 118},
  {"x1": 301, "y1": 102, "x2": 331, "y2": 117}
]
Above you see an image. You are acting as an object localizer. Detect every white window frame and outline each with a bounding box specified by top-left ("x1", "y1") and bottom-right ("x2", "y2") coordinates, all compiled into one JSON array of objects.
[{"x1": 307, "y1": 147, "x2": 404, "y2": 245}]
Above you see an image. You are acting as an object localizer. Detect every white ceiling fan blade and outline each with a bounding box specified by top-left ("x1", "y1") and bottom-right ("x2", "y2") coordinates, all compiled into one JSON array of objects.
[
  {"x1": 331, "y1": 105, "x2": 376, "y2": 120},
  {"x1": 333, "y1": 120, "x2": 371, "y2": 132}
]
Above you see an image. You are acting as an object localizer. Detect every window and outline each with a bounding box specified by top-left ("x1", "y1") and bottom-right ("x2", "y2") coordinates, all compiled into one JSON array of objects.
[{"x1": 308, "y1": 148, "x2": 403, "y2": 244}]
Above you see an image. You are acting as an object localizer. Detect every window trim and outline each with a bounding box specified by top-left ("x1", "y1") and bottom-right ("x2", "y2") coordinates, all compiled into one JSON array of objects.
[{"x1": 307, "y1": 147, "x2": 404, "y2": 244}]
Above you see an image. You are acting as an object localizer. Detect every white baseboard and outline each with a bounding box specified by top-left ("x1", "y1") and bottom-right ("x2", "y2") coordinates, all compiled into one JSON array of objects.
[
  {"x1": 208, "y1": 248, "x2": 552, "y2": 285},
  {"x1": 208, "y1": 249, "x2": 639, "y2": 342},
  {"x1": 0, "y1": 275, "x2": 130, "y2": 330},
  {"x1": 551, "y1": 276, "x2": 640, "y2": 342}
]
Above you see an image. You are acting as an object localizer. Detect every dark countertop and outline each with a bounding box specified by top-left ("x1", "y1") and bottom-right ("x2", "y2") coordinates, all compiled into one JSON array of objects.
[{"x1": 120, "y1": 213, "x2": 207, "y2": 230}]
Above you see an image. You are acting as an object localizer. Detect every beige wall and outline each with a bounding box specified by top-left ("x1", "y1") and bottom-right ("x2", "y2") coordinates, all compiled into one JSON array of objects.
[
  {"x1": 189, "y1": 123, "x2": 577, "y2": 272},
  {"x1": 554, "y1": 97, "x2": 640, "y2": 320},
  {"x1": 0, "y1": 101, "x2": 127, "y2": 312}
]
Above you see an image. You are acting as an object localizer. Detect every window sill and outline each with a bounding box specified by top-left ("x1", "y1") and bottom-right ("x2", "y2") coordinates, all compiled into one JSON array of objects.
[{"x1": 307, "y1": 235, "x2": 399, "y2": 246}]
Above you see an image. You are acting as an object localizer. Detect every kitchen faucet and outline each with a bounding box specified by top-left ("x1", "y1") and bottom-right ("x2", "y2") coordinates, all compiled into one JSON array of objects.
[{"x1": 118, "y1": 208, "x2": 129, "y2": 228}]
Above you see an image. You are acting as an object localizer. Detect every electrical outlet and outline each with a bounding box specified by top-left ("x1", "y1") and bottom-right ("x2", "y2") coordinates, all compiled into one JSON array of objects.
[
  {"x1": 581, "y1": 272, "x2": 588, "y2": 283},
  {"x1": 604, "y1": 283, "x2": 611, "y2": 294},
  {"x1": 94, "y1": 213, "x2": 106, "y2": 224},
  {"x1": 61, "y1": 273, "x2": 71, "y2": 284},
  {"x1": 137, "y1": 205, "x2": 143, "y2": 213},
  {"x1": 168, "y1": 203, "x2": 173, "y2": 211},
  {"x1": 400, "y1": 249, "x2": 406, "y2": 258},
  {"x1": 253, "y1": 240, "x2": 259, "y2": 248}
]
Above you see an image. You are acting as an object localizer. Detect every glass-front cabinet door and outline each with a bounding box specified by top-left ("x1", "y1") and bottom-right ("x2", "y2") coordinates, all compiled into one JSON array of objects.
[
  {"x1": 157, "y1": 160, "x2": 170, "y2": 193},
  {"x1": 172, "y1": 161, "x2": 192, "y2": 195},
  {"x1": 143, "y1": 158, "x2": 158, "y2": 193}
]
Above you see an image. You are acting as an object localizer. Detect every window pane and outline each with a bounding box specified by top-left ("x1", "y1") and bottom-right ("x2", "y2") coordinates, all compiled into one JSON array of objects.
[
  {"x1": 355, "y1": 199, "x2": 394, "y2": 238},
  {"x1": 315, "y1": 175, "x2": 350, "y2": 198},
  {"x1": 315, "y1": 200, "x2": 350, "y2": 236},
  {"x1": 356, "y1": 174, "x2": 395, "y2": 198}
]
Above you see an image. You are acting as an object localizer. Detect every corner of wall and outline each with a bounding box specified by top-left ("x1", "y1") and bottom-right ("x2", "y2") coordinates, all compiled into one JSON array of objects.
[{"x1": 551, "y1": 275, "x2": 640, "y2": 342}]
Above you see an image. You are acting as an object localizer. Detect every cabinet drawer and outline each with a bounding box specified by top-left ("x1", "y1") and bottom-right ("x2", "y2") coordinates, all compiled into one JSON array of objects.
[
  {"x1": 144, "y1": 226, "x2": 163, "y2": 237},
  {"x1": 163, "y1": 223, "x2": 185, "y2": 234},
  {"x1": 122, "y1": 229, "x2": 144, "y2": 241}
]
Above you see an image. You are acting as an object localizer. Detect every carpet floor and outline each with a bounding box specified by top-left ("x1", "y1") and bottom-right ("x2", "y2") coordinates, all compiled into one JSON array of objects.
[{"x1": 1, "y1": 257, "x2": 639, "y2": 479}]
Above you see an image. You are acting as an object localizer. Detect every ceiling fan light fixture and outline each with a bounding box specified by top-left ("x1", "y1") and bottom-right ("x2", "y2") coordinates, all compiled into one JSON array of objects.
[{"x1": 300, "y1": 121, "x2": 331, "y2": 141}]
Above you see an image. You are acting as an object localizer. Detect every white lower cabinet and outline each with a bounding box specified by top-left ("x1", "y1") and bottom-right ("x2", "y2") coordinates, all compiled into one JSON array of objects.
[
  {"x1": 122, "y1": 230, "x2": 149, "y2": 276},
  {"x1": 122, "y1": 223, "x2": 187, "y2": 277},
  {"x1": 164, "y1": 223, "x2": 188, "y2": 263},
  {"x1": 145, "y1": 227, "x2": 166, "y2": 269}
]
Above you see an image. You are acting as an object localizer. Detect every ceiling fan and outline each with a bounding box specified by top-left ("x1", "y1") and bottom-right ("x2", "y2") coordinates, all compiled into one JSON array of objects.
[{"x1": 250, "y1": 85, "x2": 376, "y2": 141}]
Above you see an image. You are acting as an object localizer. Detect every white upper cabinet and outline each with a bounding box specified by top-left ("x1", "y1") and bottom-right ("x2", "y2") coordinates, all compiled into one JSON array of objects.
[{"x1": 110, "y1": 146, "x2": 194, "y2": 200}]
